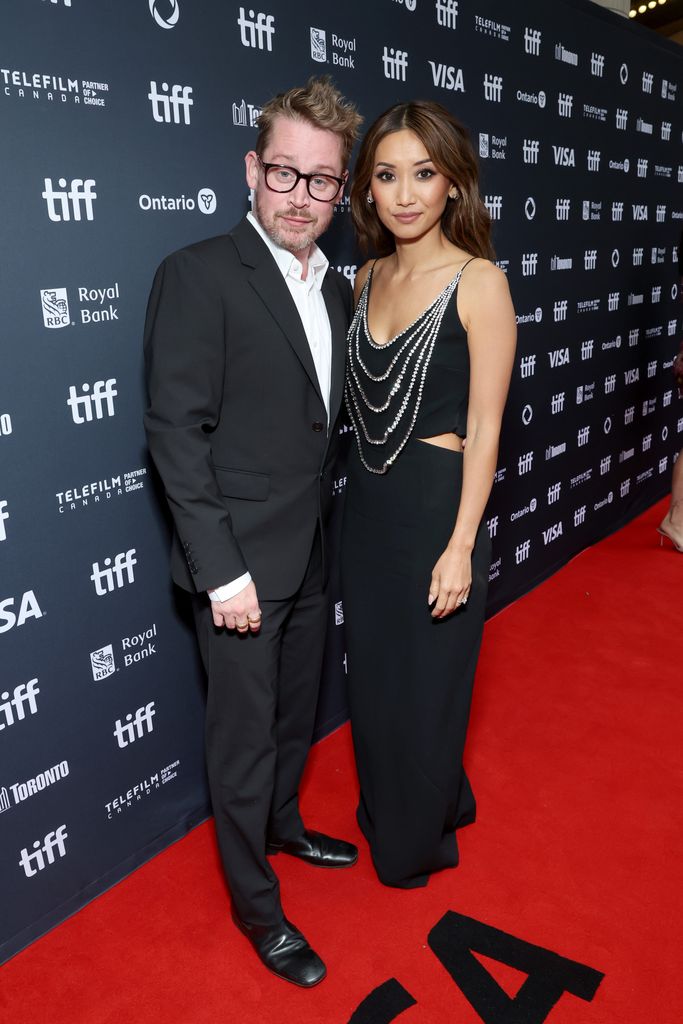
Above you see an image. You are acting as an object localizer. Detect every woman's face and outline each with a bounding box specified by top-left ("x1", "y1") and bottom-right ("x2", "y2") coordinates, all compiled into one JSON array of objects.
[{"x1": 369, "y1": 128, "x2": 453, "y2": 244}]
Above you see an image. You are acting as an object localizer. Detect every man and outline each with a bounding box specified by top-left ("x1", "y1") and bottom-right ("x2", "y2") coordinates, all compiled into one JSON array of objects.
[{"x1": 144, "y1": 78, "x2": 362, "y2": 987}]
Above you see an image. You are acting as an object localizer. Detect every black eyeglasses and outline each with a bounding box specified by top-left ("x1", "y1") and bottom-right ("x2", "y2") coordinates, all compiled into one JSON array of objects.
[{"x1": 258, "y1": 158, "x2": 345, "y2": 202}]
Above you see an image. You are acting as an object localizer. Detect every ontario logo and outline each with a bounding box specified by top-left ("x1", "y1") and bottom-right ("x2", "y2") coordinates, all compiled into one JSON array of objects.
[
  {"x1": 40, "y1": 288, "x2": 70, "y2": 329},
  {"x1": 90, "y1": 644, "x2": 115, "y2": 681}
]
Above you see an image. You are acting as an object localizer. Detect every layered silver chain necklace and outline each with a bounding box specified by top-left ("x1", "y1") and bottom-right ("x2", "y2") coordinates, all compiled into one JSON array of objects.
[{"x1": 345, "y1": 266, "x2": 462, "y2": 474}]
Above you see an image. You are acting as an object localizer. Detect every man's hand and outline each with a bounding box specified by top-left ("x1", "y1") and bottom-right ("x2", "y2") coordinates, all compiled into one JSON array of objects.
[{"x1": 211, "y1": 581, "x2": 262, "y2": 633}]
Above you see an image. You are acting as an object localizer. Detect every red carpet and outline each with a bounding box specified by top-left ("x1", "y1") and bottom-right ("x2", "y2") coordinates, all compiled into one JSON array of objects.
[{"x1": 2, "y1": 499, "x2": 681, "y2": 1023}]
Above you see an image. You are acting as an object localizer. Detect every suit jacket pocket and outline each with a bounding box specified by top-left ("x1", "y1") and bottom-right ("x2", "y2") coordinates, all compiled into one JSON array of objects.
[{"x1": 214, "y1": 466, "x2": 270, "y2": 500}]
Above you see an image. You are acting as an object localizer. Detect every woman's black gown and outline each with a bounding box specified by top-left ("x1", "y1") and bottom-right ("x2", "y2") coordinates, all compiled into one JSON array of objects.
[{"x1": 341, "y1": 259, "x2": 491, "y2": 888}]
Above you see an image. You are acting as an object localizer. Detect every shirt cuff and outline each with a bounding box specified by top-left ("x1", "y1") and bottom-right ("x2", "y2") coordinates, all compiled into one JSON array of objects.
[{"x1": 208, "y1": 573, "x2": 252, "y2": 603}]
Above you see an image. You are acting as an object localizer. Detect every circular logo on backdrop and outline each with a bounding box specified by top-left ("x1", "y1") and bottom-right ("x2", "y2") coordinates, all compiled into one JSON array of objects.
[
  {"x1": 198, "y1": 189, "x2": 217, "y2": 214},
  {"x1": 525, "y1": 197, "x2": 536, "y2": 220},
  {"x1": 663, "y1": 425, "x2": 669, "y2": 442},
  {"x1": 611, "y1": 249, "x2": 620, "y2": 268},
  {"x1": 149, "y1": 0, "x2": 179, "y2": 29},
  {"x1": 623, "y1": 158, "x2": 630, "y2": 174},
  {"x1": 620, "y1": 63, "x2": 629, "y2": 85},
  {"x1": 406, "y1": 0, "x2": 417, "y2": 9},
  {"x1": 538, "y1": 90, "x2": 546, "y2": 109},
  {"x1": 522, "y1": 404, "x2": 533, "y2": 425},
  {"x1": 530, "y1": 497, "x2": 537, "y2": 512},
  {"x1": 672, "y1": 283, "x2": 679, "y2": 300},
  {"x1": 604, "y1": 416, "x2": 612, "y2": 434},
  {"x1": 534, "y1": 307, "x2": 542, "y2": 323}
]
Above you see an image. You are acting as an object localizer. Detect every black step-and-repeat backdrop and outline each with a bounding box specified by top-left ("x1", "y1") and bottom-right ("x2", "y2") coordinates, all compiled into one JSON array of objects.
[{"x1": 1, "y1": 0, "x2": 680, "y2": 963}]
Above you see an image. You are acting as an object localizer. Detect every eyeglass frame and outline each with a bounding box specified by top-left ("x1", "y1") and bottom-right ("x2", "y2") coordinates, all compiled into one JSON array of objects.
[{"x1": 257, "y1": 157, "x2": 347, "y2": 203}]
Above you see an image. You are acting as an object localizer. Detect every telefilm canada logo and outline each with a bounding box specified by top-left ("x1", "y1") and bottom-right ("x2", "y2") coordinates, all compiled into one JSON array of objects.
[
  {"x1": 1, "y1": 68, "x2": 109, "y2": 107},
  {"x1": 56, "y1": 466, "x2": 147, "y2": 514}
]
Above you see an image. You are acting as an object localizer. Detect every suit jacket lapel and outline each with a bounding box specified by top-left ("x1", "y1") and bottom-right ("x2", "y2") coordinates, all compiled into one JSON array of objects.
[
  {"x1": 322, "y1": 274, "x2": 348, "y2": 426},
  {"x1": 231, "y1": 218, "x2": 325, "y2": 408}
]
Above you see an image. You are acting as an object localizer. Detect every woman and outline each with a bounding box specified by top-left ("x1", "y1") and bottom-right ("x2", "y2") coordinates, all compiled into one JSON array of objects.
[{"x1": 342, "y1": 101, "x2": 516, "y2": 888}]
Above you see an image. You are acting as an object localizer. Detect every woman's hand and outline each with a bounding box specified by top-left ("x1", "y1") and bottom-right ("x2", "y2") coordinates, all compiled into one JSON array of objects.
[{"x1": 428, "y1": 545, "x2": 472, "y2": 618}]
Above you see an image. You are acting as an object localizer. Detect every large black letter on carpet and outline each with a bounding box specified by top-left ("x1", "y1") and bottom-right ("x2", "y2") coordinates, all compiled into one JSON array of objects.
[
  {"x1": 348, "y1": 978, "x2": 417, "y2": 1023},
  {"x1": 428, "y1": 911, "x2": 604, "y2": 1023}
]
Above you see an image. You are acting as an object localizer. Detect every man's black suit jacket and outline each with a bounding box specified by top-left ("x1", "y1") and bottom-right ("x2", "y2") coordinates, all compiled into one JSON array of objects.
[{"x1": 143, "y1": 217, "x2": 353, "y2": 601}]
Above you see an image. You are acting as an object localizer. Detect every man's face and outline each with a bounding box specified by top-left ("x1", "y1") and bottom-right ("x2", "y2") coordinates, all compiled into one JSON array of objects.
[{"x1": 245, "y1": 115, "x2": 345, "y2": 255}]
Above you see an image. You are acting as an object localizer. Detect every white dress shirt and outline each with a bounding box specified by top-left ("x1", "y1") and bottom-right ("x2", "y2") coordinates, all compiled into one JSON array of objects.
[{"x1": 208, "y1": 212, "x2": 333, "y2": 603}]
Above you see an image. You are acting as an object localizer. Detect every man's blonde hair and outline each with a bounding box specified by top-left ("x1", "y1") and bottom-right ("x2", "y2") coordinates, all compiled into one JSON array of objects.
[{"x1": 255, "y1": 76, "x2": 362, "y2": 168}]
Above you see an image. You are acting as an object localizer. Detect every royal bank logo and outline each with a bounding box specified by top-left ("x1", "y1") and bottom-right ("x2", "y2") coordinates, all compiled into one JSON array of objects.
[
  {"x1": 19, "y1": 825, "x2": 68, "y2": 877},
  {"x1": 310, "y1": 27, "x2": 326, "y2": 62},
  {"x1": 42, "y1": 177, "x2": 96, "y2": 222},
  {"x1": 148, "y1": 81, "x2": 193, "y2": 125},
  {"x1": 383, "y1": 47, "x2": 408, "y2": 80},
  {"x1": 90, "y1": 549, "x2": 137, "y2": 597},
  {"x1": 435, "y1": 0, "x2": 458, "y2": 29},
  {"x1": 232, "y1": 99, "x2": 261, "y2": 127},
  {"x1": 40, "y1": 288, "x2": 70, "y2": 328},
  {"x1": 661, "y1": 79, "x2": 677, "y2": 101},
  {"x1": 91, "y1": 644, "x2": 115, "y2": 681},
  {"x1": 237, "y1": 7, "x2": 275, "y2": 49},
  {"x1": 149, "y1": 0, "x2": 179, "y2": 29}
]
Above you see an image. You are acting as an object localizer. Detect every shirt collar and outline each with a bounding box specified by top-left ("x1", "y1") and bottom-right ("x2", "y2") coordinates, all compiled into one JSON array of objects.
[{"x1": 247, "y1": 210, "x2": 328, "y2": 289}]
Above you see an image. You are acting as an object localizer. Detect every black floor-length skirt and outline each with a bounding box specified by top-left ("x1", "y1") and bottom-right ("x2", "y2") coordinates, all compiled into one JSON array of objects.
[{"x1": 341, "y1": 438, "x2": 491, "y2": 888}]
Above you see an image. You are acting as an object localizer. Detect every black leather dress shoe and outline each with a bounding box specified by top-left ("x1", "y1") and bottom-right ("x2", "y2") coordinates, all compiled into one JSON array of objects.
[
  {"x1": 266, "y1": 829, "x2": 358, "y2": 867},
  {"x1": 232, "y1": 911, "x2": 326, "y2": 987}
]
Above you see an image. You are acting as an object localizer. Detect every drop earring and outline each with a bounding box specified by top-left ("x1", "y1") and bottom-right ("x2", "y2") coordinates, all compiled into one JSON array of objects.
[
  {"x1": 367, "y1": 191, "x2": 375, "y2": 205},
  {"x1": 448, "y1": 187, "x2": 459, "y2": 200}
]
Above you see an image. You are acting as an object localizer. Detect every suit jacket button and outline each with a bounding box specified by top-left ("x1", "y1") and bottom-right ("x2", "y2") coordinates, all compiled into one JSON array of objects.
[{"x1": 312, "y1": 421, "x2": 324, "y2": 432}]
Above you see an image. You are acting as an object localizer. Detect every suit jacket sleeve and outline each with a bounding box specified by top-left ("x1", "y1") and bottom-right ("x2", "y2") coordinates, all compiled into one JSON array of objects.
[{"x1": 143, "y1": 248, "x2": 248, "y2": 592}]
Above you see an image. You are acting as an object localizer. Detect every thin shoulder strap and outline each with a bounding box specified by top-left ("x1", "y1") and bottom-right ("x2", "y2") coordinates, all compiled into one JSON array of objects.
[{"x1": 459, "y1": 256, "x2": 478, "y2": 276}]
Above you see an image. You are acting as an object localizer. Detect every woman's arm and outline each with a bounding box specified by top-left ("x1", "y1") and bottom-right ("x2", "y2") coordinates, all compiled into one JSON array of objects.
[{"x1": 429, "y1": 261, "x2": 517, "y2": 617}]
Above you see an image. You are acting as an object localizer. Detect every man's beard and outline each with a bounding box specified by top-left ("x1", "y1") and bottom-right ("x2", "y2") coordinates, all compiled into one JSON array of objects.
[{"x1": 255, "y1": 196, "x2": 326, "y2": 254}]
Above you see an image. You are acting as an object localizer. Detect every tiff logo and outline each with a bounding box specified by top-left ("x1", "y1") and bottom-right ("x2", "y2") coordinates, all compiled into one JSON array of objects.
[
  {"x1": 67, "y1": 379, "x2": 117, "y2": 424},
  {"x1": 522, "y1": 253, "x2": 538, "y2": 276},
  {"x1": 148, "y1": 81, "x2": 193, "y2": 125},
  {"x1": 591, "y1": 52, "x2": 604, "y2": 76},
  {"x1": 551, "y1": 392, "x2": 565, "y2": 414},
  {"x1": 19, "y1": 825, "x2": 68, "y2": 878},
  {"x1": 523, "y1": 139, "x2": 539, "y2": 164},
  {"x1": 91, "y1": 549, "x2": 137, "y2": 596},
  {"x1": 581, "y1": 339, "x2": 594, "y2": 359},
  {"x1": 584, "y1": 249, "x2": 597, "y2": 270},
  {"x1": 42, "y1": 177, "x2": 96, "y2": 222},
  {"x1": 520, "y1": 355, "x2": 536, "y2": 378},
  {"x1": 656, "y1": 204, "x2": 666, "y2": 223},
  {"x1": 554, "y1": 300, "x2": 568, "y2": 322},
  {"x1": 577, "y1": 426, "x2": 590, "y2": 447},
  {"x1": 605, "y1": 374, "x2": 616, "y2": 394},
  {"x1": 574, "y1": 505, "x2": 587, "y2": 526},
  {"x1": 383, "y1": 47, "x2": 408, "y2": 80},
  {"x1": 647, "y1": 360, "x2": 658, "y2": 378},
  {"x1": 487, "y1": 515, "x2": 498, "y2": 538},
  {"x1": 556, "y1": 198, "x2": 570, "y2": 221},
  {"x1": 661, "y1": 121, "x2": 671, "y2": 141},
  {"x1": 483, "y1": 74, "x2": 502, "y2": 102},
  {"x1": 615, "y1": 108, "x2": 628, "y2": 130},
  {"x1": 625, "y1": 406, "x2": 635, "y2": 424},
  {"x1": 548, "y1": 482, "x2": 561, "y2": 504},
  {"x1": 637, "y1": 158, "x2": 648, "y2": 178},
  {"x1": 0, "y1": 499, "x2": 8, "y2": 542},
  {"x1": 524, "y1": 27, "x2": 541, "y2": 56},
  {"x1": 629, "y1": 328, "x2": 640, "y2": 345},
  {"x1": 620, "y1": 479, "x2": 631, "y2": 498},
  {"x1": 608, "y1": 292, "x2": 620, "y2": 311},
  {"x1": 0, "y1": 680, "x2": 39, "y2": 731},
  {"x1": 515, "y1": 539, "x2": 531, "y2": 564},
  {"x1": 600, "y1": 456, "x2": 612, "y2": 475},
  {"x1": 668, "y1": 320, "x2": 678, "y2": 336},
  {"x1": 237, "y1": 7, "x2": 275, "y2": 50},
  {"x1": 114, "y1": 702, "x2": 156, "y2": 748},
  {"x1": 652, "y1": 285, "x2": 662, "y2": 303},
  {"x1": 642, "y1": 71, "x2": 653, "y2": 93},
  {"x1": 485, "y1": 195, "x2": 502, "y2": 220},
  {"x1": 643, "y1": 433, "x2": 652, "y2": 452},
  {"x1": 633, "y1": 247, "x2": 643, "y2": 266},
  {"x1": 612, "y1": 201, "x2": 624, "y2": 221},
  {"x1": 518, "y1": 451, "x2": 534, "y2": 475},
  {"x1": 436, "y1": 0, "x2": 458, "y2": 29},
  {"x1": 587, "y1": 149, "x2": 601, "y2": 172},
  {"x1": 557, "y1": 92, "x2": 573, "y2": 117}
]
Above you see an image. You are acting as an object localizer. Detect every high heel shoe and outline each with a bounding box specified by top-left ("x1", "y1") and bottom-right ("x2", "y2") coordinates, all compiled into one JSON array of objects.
[{"x1": 657, "y1": 516, "x2": 683, "y2": 552}]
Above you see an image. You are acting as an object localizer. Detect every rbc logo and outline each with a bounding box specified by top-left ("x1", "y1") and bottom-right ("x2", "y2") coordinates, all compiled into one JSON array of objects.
[
  {"x1": 42, "y1": 178, "x2": 96, "y2": 222},
  {"x1": 310, "y1": 27, "x2": 327, "y2": 62},
  {"x1": 41, "y1": 288, "x2": 70, "y2": 328},
  {"x1": 67, "y1": 379, "x2": 117, "y2": 424},
  {"x1": 91, "y1": 645, "x2": 116, "y2": 681},
  {"x1": 90, "y1": 549, "x2": 137, "y2": 597}
]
